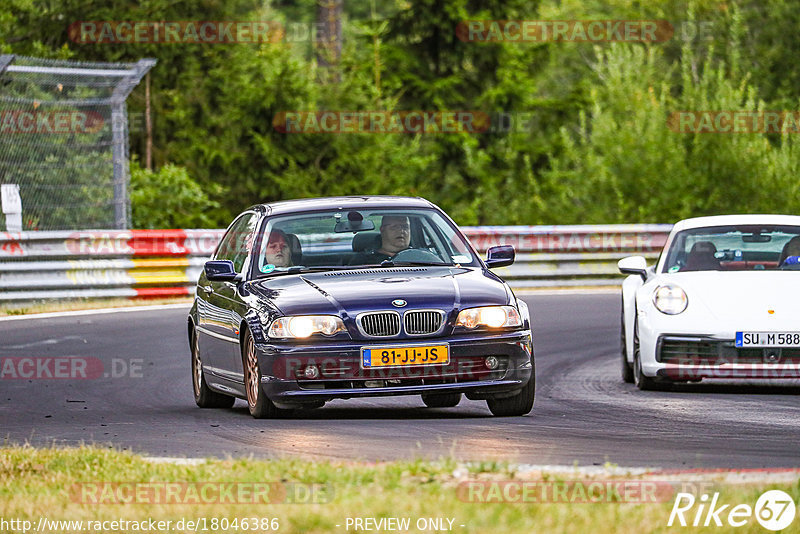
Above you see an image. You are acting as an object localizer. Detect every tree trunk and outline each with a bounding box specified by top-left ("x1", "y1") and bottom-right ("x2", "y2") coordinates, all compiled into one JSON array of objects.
[
  {"x1": 316, "y1": 0, "x2": 343, "y2": 83},
  {"x1": 145, "y1": 72, "x2": 152, "y2": 171}
]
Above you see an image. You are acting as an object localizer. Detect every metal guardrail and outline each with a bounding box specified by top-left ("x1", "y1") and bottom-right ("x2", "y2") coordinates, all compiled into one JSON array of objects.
[
  {"x1": 0, "y1": 225, "x2": 673, "y2": 301},
  {"x1": 466, "y1": 224, "x2": 672, "y2": 287}
]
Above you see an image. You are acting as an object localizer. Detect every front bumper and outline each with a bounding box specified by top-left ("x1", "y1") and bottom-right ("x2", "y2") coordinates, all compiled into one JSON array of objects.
[
  {"x1": 653, "y1": 335, "x2": 800, "y2": 380},
  {"x1": 256, "y1": 330, "x2": 533, "y2": 403}
]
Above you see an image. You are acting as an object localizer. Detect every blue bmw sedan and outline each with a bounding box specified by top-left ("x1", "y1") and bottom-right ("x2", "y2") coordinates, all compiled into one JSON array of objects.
[{"x1": 188, "y1": 196, "x2": 534, "y2": 418}]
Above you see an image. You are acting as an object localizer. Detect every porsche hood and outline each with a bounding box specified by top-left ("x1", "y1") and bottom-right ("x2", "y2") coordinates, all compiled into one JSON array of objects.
[{"x1": 652, "y1": 271, "x2": 800, "y2": 329}]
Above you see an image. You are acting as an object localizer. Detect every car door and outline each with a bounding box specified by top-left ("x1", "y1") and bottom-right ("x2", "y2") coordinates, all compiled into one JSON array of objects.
[
  {"x1": 216, "y1": 212, "x2": 259, "y2": 378},
  {"x1": 196, "y1": 212, "x2": 259, "y2": 383}
]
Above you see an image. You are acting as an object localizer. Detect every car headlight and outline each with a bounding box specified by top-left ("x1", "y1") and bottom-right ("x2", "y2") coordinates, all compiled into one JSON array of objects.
[
  {"x1": 268, "y1": 316, "x2": 346, "y2": 338},
  {"x1": 456, "y1": 306, "x2": 522, "y2": 329},
  {"x1": 653, "y1": 285, "x2": 688, "y2": 315}
]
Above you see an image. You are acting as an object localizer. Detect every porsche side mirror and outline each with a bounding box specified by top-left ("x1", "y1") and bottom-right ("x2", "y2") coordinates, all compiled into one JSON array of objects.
[
  {"x1": 486, "y1": 245, "x2": 515, "y2": 268},
  {"x1": 204, "y1": 260, "x2": 239, "y2": 282},
  {"x1": 618, "y1": 256, "x2": 648, "y2": 281}
]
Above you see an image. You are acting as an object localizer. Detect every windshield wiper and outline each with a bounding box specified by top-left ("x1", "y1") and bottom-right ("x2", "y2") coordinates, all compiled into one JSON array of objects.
[
  {"x1": 256, "y1": 266, "x2": 355, "y2": 278},
  {"x1": 257, "y1": 263, "x2": 452, "y2": 277},
  {"x1": 380, "y1": 260, "x2": 451, "y2": 267}
]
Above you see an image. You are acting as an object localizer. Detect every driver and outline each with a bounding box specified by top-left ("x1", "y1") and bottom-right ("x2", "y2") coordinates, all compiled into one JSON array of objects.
[
  {"x1": 353, "y1": 215, "x2": 411, "y2": 264},
  {"x1": 779, "y1": 236, "x2": 800, "y2": 267},
  {"x1": 378, "y1": 215, "x2": 411, "y2": 257}
]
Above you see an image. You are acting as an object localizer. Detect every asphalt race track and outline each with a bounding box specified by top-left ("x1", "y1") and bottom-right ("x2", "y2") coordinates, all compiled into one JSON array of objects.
[{"x1": 2, "y1": 293, "x2": 799, "y2": 468}]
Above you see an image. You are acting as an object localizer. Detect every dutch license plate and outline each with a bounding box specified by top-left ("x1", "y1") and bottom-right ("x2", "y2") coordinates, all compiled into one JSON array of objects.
[
  {"x1": 736, "y1": 332, "x2": 800, "y2": 347},
  {"x1": 361, "y1": 344, "x2": 449, "y2": 368}
]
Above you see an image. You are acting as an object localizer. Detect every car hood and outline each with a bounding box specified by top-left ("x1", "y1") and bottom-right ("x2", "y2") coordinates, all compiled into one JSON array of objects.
[
  {"x1": 657, "y1": 272, "x2": 800, "y2": 327},
  {"x1": 247, "y1": 266, "x2": 511, "y2": 317}
]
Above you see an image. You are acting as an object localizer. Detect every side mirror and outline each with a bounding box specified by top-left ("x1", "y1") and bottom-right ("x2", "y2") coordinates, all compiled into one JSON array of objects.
[
  {"x1": 204, "y1": 260, "x2": 239, "y2": 282},
  {"x1": 486, "y1": 245, "x2": 515, "y2": 268},
  {"x1": 618, "y1": 256, "x2": 648, "y2": 281}
]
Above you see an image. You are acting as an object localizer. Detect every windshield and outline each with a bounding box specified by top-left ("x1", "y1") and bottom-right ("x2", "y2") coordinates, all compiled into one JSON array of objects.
[
  {"x1": 662, "y1": 225, "x2": 800, "y2": 273},
  {"x1": 253, "y1": 208, "x2": 478, "y2": 276}
]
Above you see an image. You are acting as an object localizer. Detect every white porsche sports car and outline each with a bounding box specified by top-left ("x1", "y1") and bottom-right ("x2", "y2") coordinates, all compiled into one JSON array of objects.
[{"x1": 618, "y1": 214, "x2": 800, "y2": 390}]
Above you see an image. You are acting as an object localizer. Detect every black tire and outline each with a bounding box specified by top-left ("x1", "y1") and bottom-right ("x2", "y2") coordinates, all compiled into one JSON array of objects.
[
  {"x1": 632, "y1": 316, "x2": 663, "y2": 391},
  {"x1": 191, "y1": 328, "x2": 235, "y2": 409},
  {"x1": 242, "y1": 329, "x2": 286, "y2": 419},
  {"x1": 486, "y1": 367, "x2": 535, "y2": 417},
  {"x1": 621, "y1": 299, "x2": 634, "y2": 383},
  {"x1": 421, "y1": 392, "x2": 461, "y2": 408}
]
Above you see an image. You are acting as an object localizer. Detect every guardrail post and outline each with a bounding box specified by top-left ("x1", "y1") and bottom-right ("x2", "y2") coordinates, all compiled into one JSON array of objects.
[
  {"x1": 0, "y1": 55, "x2": 15, "y2": 75},
  {"x1": 110, "y1": 59, "x2": 157, "y2": 230}
]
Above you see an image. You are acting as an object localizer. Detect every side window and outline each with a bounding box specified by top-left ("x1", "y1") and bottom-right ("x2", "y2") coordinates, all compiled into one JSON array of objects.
[
  {"x1": 214, "y1": 213, "x2": 258, "y2": 273},
  {"x1": 419, "y1": 218, "x2": 445, "y2": 252}
]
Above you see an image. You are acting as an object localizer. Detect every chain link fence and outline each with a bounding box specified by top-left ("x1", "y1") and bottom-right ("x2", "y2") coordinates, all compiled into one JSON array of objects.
[{"x1": 0, "y1": 55, "x2": 154, "y2": 231}]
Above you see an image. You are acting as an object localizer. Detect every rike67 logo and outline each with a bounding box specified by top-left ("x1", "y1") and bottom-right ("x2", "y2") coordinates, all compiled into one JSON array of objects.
[{"x1": 668, "y1": 490, "x2": 796, "y2": 530}]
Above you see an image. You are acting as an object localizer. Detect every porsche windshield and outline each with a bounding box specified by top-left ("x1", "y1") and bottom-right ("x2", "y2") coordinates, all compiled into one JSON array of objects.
[
  {"x1": 254, "y1": 209, "x2": 478, "y2": 275},
  {"x1": 662, "y1": 225, "x2": 800, "y2": 272}
]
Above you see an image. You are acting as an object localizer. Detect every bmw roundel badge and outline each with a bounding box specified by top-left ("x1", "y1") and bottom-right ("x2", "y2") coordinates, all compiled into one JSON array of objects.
[{"x1": 392, "y1": 299, "x2": 407, "y2": 308}]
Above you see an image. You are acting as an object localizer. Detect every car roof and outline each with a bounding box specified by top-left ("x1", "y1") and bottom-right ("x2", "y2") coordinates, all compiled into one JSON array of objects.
[
  {"x1": 672, "y1": 214, "x2": 800, "y2": 232},
  {"x1": 249, "y1": 196, "x2": 437, "y2": 216}
]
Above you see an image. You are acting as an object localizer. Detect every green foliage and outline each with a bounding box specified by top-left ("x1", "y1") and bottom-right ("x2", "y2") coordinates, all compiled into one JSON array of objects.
[
  {"x1": 130, "y1": 161, "x2": 222, "y2": 229},
  {"x1": 3, "y1": 0, "x2": 800, "y2": 227},
  {"x1": 543, "y1": 38, "x2": 800, "y2": 223}
]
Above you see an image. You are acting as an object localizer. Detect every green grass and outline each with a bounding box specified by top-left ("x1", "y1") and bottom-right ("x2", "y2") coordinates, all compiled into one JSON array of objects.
[
  {"x1": 0, "y1": 298, "x2": 192, "y2": 316},
  {"x1": 0, "y1": 445, "x2": 797, "y2": 533}
]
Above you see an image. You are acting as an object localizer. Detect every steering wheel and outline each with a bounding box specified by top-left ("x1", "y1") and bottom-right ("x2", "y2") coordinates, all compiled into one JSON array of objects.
[{"x1": 392, "y1": 248, "x2": 444, "y2": 263}]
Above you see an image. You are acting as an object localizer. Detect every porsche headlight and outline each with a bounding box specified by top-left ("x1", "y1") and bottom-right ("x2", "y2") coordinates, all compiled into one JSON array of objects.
[
  {"x1": 456, "y1": 306, "x2": 522, "y2": 329},
  {"x1": 268, "y1": 316, "x2": 345, "y2": 338},
  {"x1": 653, "y1": 285, "x2": 688, "y2": 315}
]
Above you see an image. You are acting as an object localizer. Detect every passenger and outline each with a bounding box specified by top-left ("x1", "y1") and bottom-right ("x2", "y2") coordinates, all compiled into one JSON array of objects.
[{"x1": 263, "y1": 229, "x2": 293, "y2": 268}]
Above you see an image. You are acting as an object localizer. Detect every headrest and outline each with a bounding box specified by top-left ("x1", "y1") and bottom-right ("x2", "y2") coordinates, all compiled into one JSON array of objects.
[
  {"x1": 689, "y1": 241, "x2": 717, "y2": 255},
  {"x1": 352, "y1": 232, "x2": 381, "y2": 252},
  {"x1": 683, "y1": 240, "x2": 720, "y2": 271},
  {"x1": 286, "y1": 233, "x2": 302, "y2": 265}
]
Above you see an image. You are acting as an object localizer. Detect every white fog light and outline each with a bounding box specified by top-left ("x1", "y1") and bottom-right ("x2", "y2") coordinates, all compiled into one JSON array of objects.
[
  {"x1": 304, "y1": 365, "x2": 320, "y2": 379},
  {"x1": 485, "y1": 356, "x2": 499, "y2": 370}
]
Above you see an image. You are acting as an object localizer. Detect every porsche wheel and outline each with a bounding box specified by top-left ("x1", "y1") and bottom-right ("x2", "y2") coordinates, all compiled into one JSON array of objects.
[
  {"x1": 632, "y1": 317, "x2": 661, "y2": 391},
  {"x1": 421, "y1": 393, "x2": 461, "y2": 408},
  {"x1": 242, "y1": 329, "x2": 284, "y2": 419},
  {"x1": 487, "y1": 367, "x2": 535, "y2": 417},
  {"x1": 191, "y1": 328, "x2": 235, "y2": 409},
  {"x1": 621, "y1": 299, "x2": 634, "y2": 383}
]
